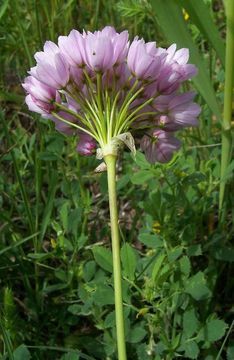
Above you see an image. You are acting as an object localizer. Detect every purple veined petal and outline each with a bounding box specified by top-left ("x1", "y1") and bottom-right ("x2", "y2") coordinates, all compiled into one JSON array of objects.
[
  {"x1": 140, "y1": 134, "x2": 157, "y2": 163},
  {"x1": 101, "y1": 26, "x2": 117, "y2": 37},
  {"x1": 76, "y1": 133, "x2": 96, "y2": 155},
  {"x1": 65, "y1": 95, "x2": 81, "y2": 112},
  {"x1": 173, "y1": 48, "x2": 189, "y2": 65},
  {"x1": 112, "y1": 31, "x2": 129, "y2": 64},
  {"x1": 172, "y1": 102, "x2": 201, "y2": 117},
  {"x1": 145, "y1": 41, "x2": 157, "y2": 56},
  {"x1": 58, "y1": 35, "x2": 77, "y2": 66},
  {"x1": 153, "y1": 94, "x2": 175, "y2": 112},
  {"x1": 157, "y1": 92, "x2": 201, "y2": 130},
  {"x1": 22, "y1": 76, "x2": 57, "y2": 103},
  {"x1": 54, "y1": 53, "x2": 70, "y2": 87},
  {"x1": 34, "y1": 41, "x2": 60, "y2": 65},
  {"x1": 127, "y1": 39, "x2": 162, "y2": 80},
  {"x1": 155, "y1": 140, "x2": 180, "y2": 163},
  {"x1": 179, "y1": 64, "x2": 198, "y2": 80},
  {"x1": 169, "y1": 91, "x2": 196, "y2": 109},
  {"x1": 34, "y1": 51, "x2": 47, "y2": 63},
  {"x1": 43, "y1": 41, "x2": 60, "y2": 55},
  {"x1": 84, "y1": 35, "x2": 114, "y2": 71},
  {"x1": 153, "y1": 130, "x2": 181, "y2": 162},
  {"x1": 70, "y1": 30, "x2": 86, "y2": 60},
  {"x1": 141, "y1": 130, "x2": 181, "y2": 164},
  {"x1": 166, "y1": 44, "x2": 177, "y2": 63},
  {"x1": 35, "y1": 63, "x2": 62, "y2": 89},
  {"x1": 158, "y1": 115, "x2": 184, "y2": 131},
  {"x1": 69, "y1": 66, "x2": 84, "y2": 87},
  {"x1": 25, "y1": 94, "x2": 48, "y2": 114},
  {"x1": 58, "y1": 30, "x2": 85, "y2": 66},
  {"x1": 127, "y1": 39, "x2": 143, "y2": 72},
  {"x1": 28, "y1": 66, "x2": 37, "y2": 77},
  {"x1": 172, "y1": 105, "x2": 201, "y2": 126}
]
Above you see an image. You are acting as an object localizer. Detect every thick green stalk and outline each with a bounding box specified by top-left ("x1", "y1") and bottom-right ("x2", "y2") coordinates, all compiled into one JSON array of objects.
[
  {"x1": 104, "y1": 155, "x2": 127, "y2": 360},
  {"x1": 219, "y1": 0, "x2": 234, "y2": 211}
]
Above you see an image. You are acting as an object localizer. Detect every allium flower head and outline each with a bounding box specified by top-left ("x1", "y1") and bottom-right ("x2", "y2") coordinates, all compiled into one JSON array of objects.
[{"x1": 22, "y1": 26, "x2": 200, "y2": 163}]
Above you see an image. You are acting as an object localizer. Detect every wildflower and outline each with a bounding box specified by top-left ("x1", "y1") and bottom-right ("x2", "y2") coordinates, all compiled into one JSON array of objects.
[
  {"x1": 141, "y1": 130, "x2": 181, "y2": 163},
  {"x1": 23, "y1": 26, "x2": 200, "y2": 163},
  {"x1": 76, "y1": 133, "x2": 96, "y2": 155}
]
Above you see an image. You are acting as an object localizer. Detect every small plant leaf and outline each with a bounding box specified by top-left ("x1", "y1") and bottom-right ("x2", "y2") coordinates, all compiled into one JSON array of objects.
[
  {"x1": 183, "y1": 309, "x2": 199, "y2": 338},
  {"x1": 185, "y1": 271, "x2": 211, "y2": 300},
  {"x1": 121, "y1": 243, "x2": 137, "y2": 280},
  {"x1": 199, "y1": 319, "x2": 228, "y2": 342},
  {"x1": 92, "y1": 246, "x2": 113, "y2": 273},
  {"x1": 13, "y1": 345, "x2": 31, "y2": 360}
]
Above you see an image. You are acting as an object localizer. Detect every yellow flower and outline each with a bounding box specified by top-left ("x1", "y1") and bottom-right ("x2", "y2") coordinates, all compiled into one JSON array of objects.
[
  {"x1": 183, "y1": 8, "x2": 190, "y2": 21},
  {"x1": 152, "y1": 221, "x2": 161, "y2": 234}
]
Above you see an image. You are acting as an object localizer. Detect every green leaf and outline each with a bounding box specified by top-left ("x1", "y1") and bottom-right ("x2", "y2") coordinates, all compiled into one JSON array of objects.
[
  {"x1": 227, "y1": 343, "x2": 234, "y2": 360},
  {"x1": 77, "y1": 234, "x2": 88, "y2": 250},
  {"x1": 0, "y1": 232, "x2": 39, "y2": 256},
  {"x1": 0, "y1": 0, "x2": 9, "y2": 20},
  {"x1": 42, "y1": 283, "x2": 68, "y2": 294},
  {"x1": 67, "y1": 304, "x2": 81, "y2": 315},
  {"x1": 128, "y1": 325, "x2": 147, "y2": 343},
  {"x1": 178, "y1": 0, "x2": 225, "y2": 66},
  {"x1": 184, "y1": 341, "x2": 199, "y2": 359},
  {"x1": 92, "y1": 246, "x2": 113, "y2": 273},
  {"x1": 220, "y1": 160, "x2": 234, "y2": 182},
  {"x1": 121, "y1": 243, "x2": 137, "y2": 280},
  {"x1": 168, "y1": 246, "x2": 183, "y2": 262},
  {"x1": 13, "y1": 345, "x2": 31, "y2": 360},
  {"x1": 212, "y1": 245, "x2": 234, "y2": 262},
  {"x1": 138, "y1": 233, "x2": 163, "y2": 248},
  {"x1": 187, "y1": 244, "x2": 202, "y2": 257},
  {"x1": 151, "y1": 254, "x2": 166, "y2": 282},
  {"x1": 199, "y1": 319, "x2": 228, "y2": 342},
  {"x1": 134, "y1": 151, "x2": 151, "y2": 169},
  {"x1": 104, "y1": 308, "x2": 130, "y2": 329},
  {"x1": 83, "y1": 261, "x2": 96, "y2": 282},
  {"x1": 60, "y1": 353, "x2": 79, "y2": 360},
  {"x1": 59, "y1": 201, "x2": 69, "y2": 232},
  {"x1": 150, "y1": 0, "x2": 221, "y2": 120},
  {"x1": 180, "y1": 256, "x2": 191, "y2": 276},
  {"x1": 185, "y1": 272, "x2": 211, "y2": 300},
  {"x1": 93, "y1": 284, "x2": 115, "y2": 306},
  {"x1": 183, "y1": 309, "x2": 199, "y2": 338},
  {"x1": 39, "y1": 171, "x2": 58, "y2": 242},
  {"x1": 131, "y1": 170, "x2": 154, "y2": 185},
  {"x1": 27, "y1": 252, "x2": 53, "y2": 260}
]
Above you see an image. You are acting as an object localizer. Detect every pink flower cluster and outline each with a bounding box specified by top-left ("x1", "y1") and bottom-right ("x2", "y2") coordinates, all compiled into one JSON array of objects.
[{"x1": 22, "y1": 26, "x2": 200, "y2": 163}]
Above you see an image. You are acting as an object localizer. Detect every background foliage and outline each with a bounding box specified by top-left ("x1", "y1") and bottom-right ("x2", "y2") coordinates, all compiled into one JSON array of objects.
[{"x1": 0, "y1": 0, "x2": 233, "y2": 359}]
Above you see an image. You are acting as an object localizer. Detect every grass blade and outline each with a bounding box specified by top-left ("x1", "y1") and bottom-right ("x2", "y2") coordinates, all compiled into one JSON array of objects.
[
  {"x1": 39, "y1": 171, "x2": 58, "y2": 242},
  {"x1": 1, "y1": 111, "x2": 34, "y2": 234},
  {"x1": 179, "y1": 0, "x2": 225, "y2": 66},
  {"x1": 219, "y1": 0, "x2": 234, "y2": 211},
  {"x1": 150, "y1": 0, "x2": 222, "y2": 120},
  {"x1": 0, "y1": 233, "x2": 39, "y2": 256}
]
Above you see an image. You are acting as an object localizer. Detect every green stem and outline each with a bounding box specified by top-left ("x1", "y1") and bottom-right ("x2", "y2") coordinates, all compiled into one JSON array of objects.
[
  {"x1": 104, "y1": 155, "x2": 127, "y2": 360},
  {"x1": 219, "y1": 0, "x2": 234, "y2": 212}
]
